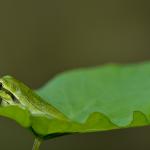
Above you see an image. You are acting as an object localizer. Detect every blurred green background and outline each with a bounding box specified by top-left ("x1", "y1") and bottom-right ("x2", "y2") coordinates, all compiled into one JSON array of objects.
[{"x1": 0, "y1": 0, "x2": 150, "y2": 149}]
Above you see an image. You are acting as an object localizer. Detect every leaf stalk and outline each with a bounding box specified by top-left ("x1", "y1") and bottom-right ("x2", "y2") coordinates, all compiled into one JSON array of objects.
[{"x1": 32, "y1": 136, "x2": 42, "y2": 150}]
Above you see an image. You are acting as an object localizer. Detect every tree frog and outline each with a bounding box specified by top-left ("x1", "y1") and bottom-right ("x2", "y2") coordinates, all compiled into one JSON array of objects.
[{"x1": 0, "y1": 75, "x2": 68, "y2": 121}]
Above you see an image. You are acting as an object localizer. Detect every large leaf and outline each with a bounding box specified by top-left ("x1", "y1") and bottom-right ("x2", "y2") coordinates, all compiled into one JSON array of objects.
[{"x1": 1, "y1": 62, "x2": 150, "y2": 137}]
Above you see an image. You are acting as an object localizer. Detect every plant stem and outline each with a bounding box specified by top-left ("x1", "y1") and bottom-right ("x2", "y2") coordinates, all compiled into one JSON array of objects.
[{"x1": 32, "y1": 136, "x2": 42, "y2": 150}]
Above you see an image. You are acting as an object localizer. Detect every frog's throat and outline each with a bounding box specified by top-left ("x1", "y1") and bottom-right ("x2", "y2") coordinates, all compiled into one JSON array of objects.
[{"x1": 0, "y1": 82, "x2": 20, "y2": 106}]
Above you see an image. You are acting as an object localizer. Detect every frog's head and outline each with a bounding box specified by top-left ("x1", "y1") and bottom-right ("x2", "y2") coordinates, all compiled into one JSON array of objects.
[{"x1": 0, "y1": 75, "x2": 26, "y2": 107}]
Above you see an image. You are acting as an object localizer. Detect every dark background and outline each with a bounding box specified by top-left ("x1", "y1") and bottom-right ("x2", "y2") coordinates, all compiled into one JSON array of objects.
[{"x1": 0, "y1": 0, "x2": 150, "y2": 149}]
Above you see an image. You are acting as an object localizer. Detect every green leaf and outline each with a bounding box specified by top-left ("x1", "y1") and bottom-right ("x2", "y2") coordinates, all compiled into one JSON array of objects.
[
  {"x1": 0, "y1": 106, "x2": 31, "y2": 127},
  {"x1": 1, "y1": 62, "x2": 150, "y2": 137}
]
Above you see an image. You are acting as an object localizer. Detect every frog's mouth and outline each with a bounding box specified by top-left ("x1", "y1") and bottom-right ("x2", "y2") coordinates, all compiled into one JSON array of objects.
[{"x1": 0, "y1": 83, "x2": 20, "y2": 107}]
